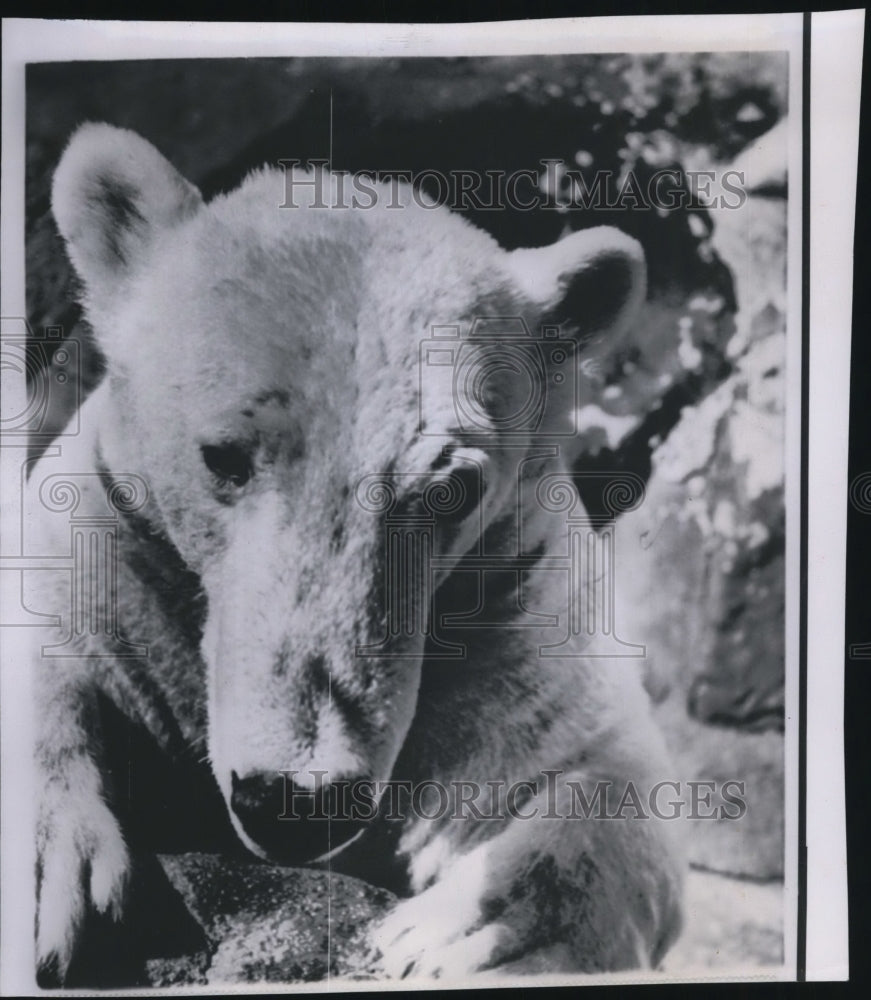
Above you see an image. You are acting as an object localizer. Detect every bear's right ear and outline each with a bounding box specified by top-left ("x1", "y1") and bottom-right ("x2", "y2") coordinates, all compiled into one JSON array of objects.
[{"x1": 52, "y1": 123, "x2": 202, "y2": 301}]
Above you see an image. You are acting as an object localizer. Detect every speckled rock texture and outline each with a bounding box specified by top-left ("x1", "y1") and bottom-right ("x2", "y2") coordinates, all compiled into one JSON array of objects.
[{"x1": 147, "y1": 855, "x2": 393, "y2": 986}]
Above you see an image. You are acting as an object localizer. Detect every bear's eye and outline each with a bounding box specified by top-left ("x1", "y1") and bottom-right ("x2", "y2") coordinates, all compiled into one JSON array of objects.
[{"x1": 201, "y1": 442, "x2": 254, "y2": 487}]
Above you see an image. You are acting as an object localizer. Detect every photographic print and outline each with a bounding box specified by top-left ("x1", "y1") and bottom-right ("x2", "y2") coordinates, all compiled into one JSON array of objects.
[{"x1": 0, "y1": 14, "x2": 859, "y2": 991}]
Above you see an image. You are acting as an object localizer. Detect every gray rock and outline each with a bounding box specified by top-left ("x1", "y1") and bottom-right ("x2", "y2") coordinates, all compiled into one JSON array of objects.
[
  {"x1": 613, "y1": 193, "x2": 786, "y2": 879},
  {"x1": 142, "y1": 854, "x2": 395, "y2": 986},
  {"x1": 663, "y1": 869, "x2": 783, "y2": 971}
]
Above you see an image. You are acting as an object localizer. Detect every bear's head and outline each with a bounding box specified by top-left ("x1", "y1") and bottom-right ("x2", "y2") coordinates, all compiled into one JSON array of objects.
[{"x1": 52, "y1": 124, "x2": 645, "y2": 864}]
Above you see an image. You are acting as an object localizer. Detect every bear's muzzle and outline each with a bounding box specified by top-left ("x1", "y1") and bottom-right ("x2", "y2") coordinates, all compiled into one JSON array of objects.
[{"x1": 230, "y1": 769, "x2": 376, "y2": 864}]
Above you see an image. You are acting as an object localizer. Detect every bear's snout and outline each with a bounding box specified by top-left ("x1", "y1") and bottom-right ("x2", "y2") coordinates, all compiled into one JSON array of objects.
[{"x1": 230, "y1": 769, "x2": 375, "y2": 864}]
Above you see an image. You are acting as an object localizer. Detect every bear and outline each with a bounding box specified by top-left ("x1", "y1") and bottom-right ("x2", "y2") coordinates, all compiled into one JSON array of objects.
[{"x1": 29, "y1": 122, "x2": 686, "y2": 985}]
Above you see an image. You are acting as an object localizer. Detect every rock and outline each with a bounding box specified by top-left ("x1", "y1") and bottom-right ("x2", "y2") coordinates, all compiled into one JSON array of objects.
[
  {"x1": 144, "y1": 854, "x2": 394, "y2": 986},
  {"x1": 612, "y1": 191, "x2": 786, "y2": 879},
  {"x1": 60, "y1": 853, "x2": 394, "y2": 987},
  {"x1": 663, "y1": 869, "x2": 783, "y2": 971}
]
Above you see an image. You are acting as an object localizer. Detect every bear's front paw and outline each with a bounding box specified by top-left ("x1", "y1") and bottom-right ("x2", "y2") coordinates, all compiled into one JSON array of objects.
[
  {"x1": 36, "y1": 790, "x2": 129, "y2": 985},
  {"x1": 371, "y1": 849, "x2": 516, "y2": 980}
]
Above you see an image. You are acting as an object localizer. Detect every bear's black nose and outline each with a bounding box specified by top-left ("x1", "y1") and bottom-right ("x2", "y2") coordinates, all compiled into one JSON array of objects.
[{"x1": 230, "y1": 770, "x2": 374, "y2": 864}]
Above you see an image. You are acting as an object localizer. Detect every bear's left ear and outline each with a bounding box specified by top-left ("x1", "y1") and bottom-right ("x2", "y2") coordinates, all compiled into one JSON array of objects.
[
  {"x1": 52, "y1": 123, "x2": 203, "y2": 302},
  {"x1": 507, "y1": 226, "x2": 646, "y2": 344}
]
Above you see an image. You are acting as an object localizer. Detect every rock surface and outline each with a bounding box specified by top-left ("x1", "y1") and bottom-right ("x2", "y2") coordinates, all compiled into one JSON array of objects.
[
  {"x1": 613, "y1": 188, "x2": 787, "y2": 880},
  {"x1": 147, "y1": 855, "x2": 393, "y2": 986},
  {"x1": 65, "y1": 854, "x2": 394, "y2": 987},
  {"x1": 662, "y1": 869, "x2": 784, "y2": 973}
]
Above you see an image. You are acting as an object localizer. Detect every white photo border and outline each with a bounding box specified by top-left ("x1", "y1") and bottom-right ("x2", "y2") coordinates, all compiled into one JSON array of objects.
[{"x1": 1, "y1": 12, "x2": 860, "y2": 991}]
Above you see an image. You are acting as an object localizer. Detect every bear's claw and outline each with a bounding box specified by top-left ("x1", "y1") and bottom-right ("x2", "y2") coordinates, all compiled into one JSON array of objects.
[
  {"x1": 36, "y1": 791, "x2": 129, "y2": 984},
  {"x1": 371, "y1": 846, "x2": 516, "y2": 980}
]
